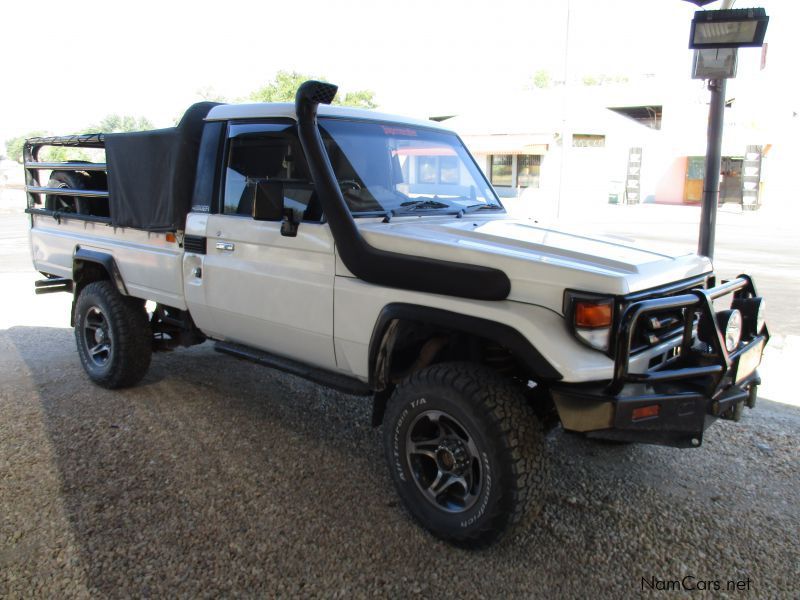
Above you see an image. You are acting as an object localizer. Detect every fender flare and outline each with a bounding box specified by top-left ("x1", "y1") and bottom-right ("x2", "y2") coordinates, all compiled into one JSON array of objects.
[
  {"x1": 72, "y1": 247, "x2": 128, "y2": 296},
  {"x1": 367, "y1": 303, "x2": 562, "y2": 390}
]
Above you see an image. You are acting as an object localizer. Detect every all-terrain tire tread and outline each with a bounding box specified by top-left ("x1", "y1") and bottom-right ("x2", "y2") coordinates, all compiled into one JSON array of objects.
[
  {"x1": 388, "y1": 361, "x2": 547, "y2": 547},
  {"x1": 74, "y1": 281, "x2": 152, "y2": 389}
]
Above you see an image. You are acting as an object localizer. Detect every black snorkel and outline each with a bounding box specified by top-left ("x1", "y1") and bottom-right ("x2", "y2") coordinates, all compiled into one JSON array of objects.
[{"x1": 295, "y1": 80, "x2": 510, "y2": 301}]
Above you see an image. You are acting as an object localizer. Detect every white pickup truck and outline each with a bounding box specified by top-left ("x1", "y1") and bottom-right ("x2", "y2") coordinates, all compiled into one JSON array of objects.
[{"x1": 24, "y1": 81, "x2": 768, "y2": 546}]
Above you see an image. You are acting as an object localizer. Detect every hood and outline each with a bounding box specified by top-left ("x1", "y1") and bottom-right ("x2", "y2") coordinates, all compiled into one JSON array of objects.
[{"x1": 354, "y1": 216, "x2": 712, "y2": 313}]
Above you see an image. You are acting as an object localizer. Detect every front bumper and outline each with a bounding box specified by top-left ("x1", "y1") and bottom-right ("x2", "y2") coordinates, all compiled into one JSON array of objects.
[{"x1": 552, "y1": 275, "x2": 768, "y2": 448}]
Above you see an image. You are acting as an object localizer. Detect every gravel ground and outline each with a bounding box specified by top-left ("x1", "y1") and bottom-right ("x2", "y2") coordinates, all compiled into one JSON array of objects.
[
  {"x1": 1, "y1": 324, "x2": 798, "y2": 598},
  {"x1": 1, "y1": 201, "x2": 798, "y2": 597}
]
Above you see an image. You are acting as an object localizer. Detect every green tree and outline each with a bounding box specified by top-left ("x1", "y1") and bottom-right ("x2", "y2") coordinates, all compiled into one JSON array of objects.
[
  {"x1": 44, "y1": 146, "x2": 92, "y2": 162},
  {"x1": 4, "y1": 113, "x2": 153, "y2": 164},
  {"x1": 85, "y1": 114, "x2": 154, "y2": 134},
  {"x1": 4, "y1": 133, "x2": 92, "y2": 162},
  {"x1": 249, "y1": 70, "x2": 377, "y2": 109},
  {"x1": 532, "y1": 69, "x2": 552, "y2": 89},
  {"x1": 339, "y1": 89, "x2": 378, "y2": 109},
  {"x1": 5, "y1": 131, "x2": 47, "y2": 163}
]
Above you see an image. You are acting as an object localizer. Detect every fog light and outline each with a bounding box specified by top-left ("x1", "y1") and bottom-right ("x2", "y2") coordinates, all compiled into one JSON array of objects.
[{"x1": 718, "y1": 309, "x2": 742, "y2": 352}]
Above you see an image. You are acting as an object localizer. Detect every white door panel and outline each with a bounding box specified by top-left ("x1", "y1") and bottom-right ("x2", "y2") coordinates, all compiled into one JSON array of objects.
[
  {"x1": 202, "y1": 214, "x2": 336, "y2": 369},
  {"x1": 183, "y1": 213, "x2": 214, "y2": 333}
]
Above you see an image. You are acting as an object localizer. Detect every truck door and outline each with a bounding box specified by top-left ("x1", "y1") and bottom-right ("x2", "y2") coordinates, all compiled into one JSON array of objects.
[{"x1": 191, "y1": 121, "x2": 336, "y2": 370}]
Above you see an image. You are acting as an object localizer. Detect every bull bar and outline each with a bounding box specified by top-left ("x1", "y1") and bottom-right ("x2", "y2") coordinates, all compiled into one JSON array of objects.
[{"x1": 551, "y1": 275, "x2": 769, "y2": 448}]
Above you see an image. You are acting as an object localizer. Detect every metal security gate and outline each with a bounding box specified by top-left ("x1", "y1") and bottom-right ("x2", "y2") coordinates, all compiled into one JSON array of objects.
[
  {"x1": 624, "y1": 147, "x2": 642, "y2": 204},
  {"x1": 741, "y1": 145, "x2": 763, "y2": 211}
]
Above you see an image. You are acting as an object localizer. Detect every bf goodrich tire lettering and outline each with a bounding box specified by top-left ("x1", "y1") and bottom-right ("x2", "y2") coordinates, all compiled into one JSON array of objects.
[{"x1": 383, "y1": 362, "x2": 547, "y2": 546}]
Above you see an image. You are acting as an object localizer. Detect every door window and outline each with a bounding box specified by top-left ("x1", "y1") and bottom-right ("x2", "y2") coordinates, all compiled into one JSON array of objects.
[{"x1": 222, "y1": 122, "x2": 320, "y2": 221}]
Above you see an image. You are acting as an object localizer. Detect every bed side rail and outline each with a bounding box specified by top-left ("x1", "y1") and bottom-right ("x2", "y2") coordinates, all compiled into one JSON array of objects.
[{"x1": 23, "y1": 134, "x2": 110, "y2": 223}]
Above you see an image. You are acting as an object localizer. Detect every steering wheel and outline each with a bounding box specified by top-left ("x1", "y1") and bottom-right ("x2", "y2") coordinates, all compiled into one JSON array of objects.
[{"x1": 338, "y1": 180, "x2": 362, "y2": 193}]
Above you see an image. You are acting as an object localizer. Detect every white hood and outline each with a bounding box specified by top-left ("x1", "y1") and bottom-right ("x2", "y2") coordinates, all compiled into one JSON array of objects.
[{"x1": 354, "y1": 216, "x2": 712, "y2": 313}]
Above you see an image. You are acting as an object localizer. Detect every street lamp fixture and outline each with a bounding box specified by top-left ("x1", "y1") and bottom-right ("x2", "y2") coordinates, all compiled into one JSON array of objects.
[
  {"x1": 689, "y1": 4, "x2": 769, "y2": 260},
  {"x1": 689, "y1": 8, "x2": 769, "y2": 49}
]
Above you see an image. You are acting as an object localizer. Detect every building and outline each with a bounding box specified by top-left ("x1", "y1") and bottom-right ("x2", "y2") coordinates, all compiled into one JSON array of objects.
[{"x1": 443, "y1": 76, "x2": 793, "y2": 218}]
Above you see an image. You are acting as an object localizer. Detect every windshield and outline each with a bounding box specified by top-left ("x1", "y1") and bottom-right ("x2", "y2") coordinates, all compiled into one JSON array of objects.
[{"x1": 319, "y1": 118, "x2": 503, "y2": 217}]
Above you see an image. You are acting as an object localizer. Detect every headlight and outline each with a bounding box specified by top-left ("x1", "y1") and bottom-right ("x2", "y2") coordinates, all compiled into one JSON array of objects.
[
  {"x1": 565, "y1": 293, "x2": 613, "y2": 352},
  {"x1": 719, "y1": 309, "x2": 742, "y2": 352}
]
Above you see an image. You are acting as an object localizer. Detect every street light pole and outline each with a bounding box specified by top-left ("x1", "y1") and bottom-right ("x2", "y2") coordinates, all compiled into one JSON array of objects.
[
  {"x1": 556, "y1": 0, "x2": 572, "y2": 220},
  {"x1": 697, "y1": 77, "x2": 726, "y2": 259},
  {"x1": 686, "y1": 0, "x2": 768, "y2": 258}
]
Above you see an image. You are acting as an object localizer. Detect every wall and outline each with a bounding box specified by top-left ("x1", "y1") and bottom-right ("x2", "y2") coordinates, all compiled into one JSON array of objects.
[{"x1": 654, "y1": 156, "x2": 688, "y2": 204}]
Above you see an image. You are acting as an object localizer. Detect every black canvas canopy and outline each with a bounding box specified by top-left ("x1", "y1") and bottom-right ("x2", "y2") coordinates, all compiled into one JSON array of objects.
[{"x1": 105, "y1": 102, "x2": 220, "y2": 231}]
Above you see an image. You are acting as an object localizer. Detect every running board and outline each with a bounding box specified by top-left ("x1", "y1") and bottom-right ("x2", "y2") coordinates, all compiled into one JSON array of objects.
[
  {"x1": 34, "y1": 277, "x2": 73, "y2": 294},
  {"x1": 214, "y1": 341, "x2": 372, "y2": 396}
]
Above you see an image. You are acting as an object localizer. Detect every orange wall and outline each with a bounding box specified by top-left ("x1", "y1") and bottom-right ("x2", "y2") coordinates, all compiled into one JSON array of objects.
[{"x1": 655, "y1": 156, "x2": 687, "y2": 204}]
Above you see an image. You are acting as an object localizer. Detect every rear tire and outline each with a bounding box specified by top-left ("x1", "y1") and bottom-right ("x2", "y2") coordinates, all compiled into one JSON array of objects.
[
  {"x1": 73, "y1": 281, "x2": 152, "y2": 388},
  {"x1": 383, "y1": 362, "x2": 547, "y2": 547}
]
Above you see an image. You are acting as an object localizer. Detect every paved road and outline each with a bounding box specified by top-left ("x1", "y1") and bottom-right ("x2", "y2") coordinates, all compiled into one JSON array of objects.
[
  {"x1": 546, "y1": 202, "x2": 800, "y2": 337},
  {"x1": 1, "y1": 201, "x2": 798, "y2": 597}
]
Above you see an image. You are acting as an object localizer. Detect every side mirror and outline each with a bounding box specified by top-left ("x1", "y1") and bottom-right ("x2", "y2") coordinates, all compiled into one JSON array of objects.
[
  {"x1": 253, "y1": 180, "x2": 298, "y2": 237},
  {"x1": 253, "y1": 181, "x2": 284, "y2": 221}
]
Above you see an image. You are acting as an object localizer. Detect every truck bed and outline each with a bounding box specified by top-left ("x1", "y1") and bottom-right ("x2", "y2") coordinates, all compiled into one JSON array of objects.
[
  {"x1": 22, "y1": 104, "x2": 220, "y2": 310},
  {"x1": 30, "y1": 213, "x2": 186, "y2": 309}
]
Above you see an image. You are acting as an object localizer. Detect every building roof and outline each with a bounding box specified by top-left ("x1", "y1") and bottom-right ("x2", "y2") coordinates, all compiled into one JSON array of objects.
[{"x1": 444, "y1": 87, "x2": 660, "y2": 148}]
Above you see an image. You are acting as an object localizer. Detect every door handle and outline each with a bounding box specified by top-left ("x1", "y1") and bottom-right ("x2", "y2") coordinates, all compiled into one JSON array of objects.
[{"x1": 215, "y1": 241, "x2": 235, "y2": 252}]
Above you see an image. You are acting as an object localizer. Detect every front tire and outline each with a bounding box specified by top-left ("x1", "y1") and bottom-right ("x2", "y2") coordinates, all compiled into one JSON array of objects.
[
  {"x1": 74, "y1": 281, "x2": 152, "y2": 388},
  {"x1": 383, "y1": 362, "x2": 547, "y2": 547}
]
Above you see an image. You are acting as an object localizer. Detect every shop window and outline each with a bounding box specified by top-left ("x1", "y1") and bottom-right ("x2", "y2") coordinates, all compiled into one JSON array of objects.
[
  {"x1": 489, "y1": 154, "x2": 512, "y2": 187},
  {"x1": 415, "y1": 155, "x2": 460, "y2": 185},
  {"x1": 416, "y1": 156, "x2": 438, "y2": 184},
  {"x1": 439, "y1": 155, "x2": 459, "y2": 184},
  {"x1": 516, "y1": 155, "x2": 541, "y2": 188}
]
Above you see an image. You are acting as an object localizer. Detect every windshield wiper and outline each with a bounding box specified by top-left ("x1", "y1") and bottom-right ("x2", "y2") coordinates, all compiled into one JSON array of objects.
[
  {"x1": 462, "y1": 203, "x2": 504, "y2": 213},
  {"x1": 398, "y1": 199, "x2": 451, "y2": 212}
]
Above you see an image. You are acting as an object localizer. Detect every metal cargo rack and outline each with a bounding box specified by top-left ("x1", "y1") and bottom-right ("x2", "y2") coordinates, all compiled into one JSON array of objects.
[{"x1": 23, "y1": 134, "x2": 111, "y2": 224}]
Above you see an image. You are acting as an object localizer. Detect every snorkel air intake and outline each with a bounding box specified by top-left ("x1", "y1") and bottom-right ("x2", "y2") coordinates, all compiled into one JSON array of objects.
[{"x1": 295, "y1": 80, "x2": 511, "y2": 301}]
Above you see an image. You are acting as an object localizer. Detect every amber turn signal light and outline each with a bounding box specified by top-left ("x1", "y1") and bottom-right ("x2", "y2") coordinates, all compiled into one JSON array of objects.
[{"x1": 575, "y1": 301, "x2": 613, "y2": 329}]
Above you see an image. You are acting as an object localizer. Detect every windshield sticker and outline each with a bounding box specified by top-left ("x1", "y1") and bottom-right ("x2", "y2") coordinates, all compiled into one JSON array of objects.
[{"x1": 382, "y1": 126, "x2": 417, "y2": 137}]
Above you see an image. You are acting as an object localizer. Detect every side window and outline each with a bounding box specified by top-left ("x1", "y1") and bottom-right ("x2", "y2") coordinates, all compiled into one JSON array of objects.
[{"x1": 222, "y1": 123, "x2": 319, "y2": 221}]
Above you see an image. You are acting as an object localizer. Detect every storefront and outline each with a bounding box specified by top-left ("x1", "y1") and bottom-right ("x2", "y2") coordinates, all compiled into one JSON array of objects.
[{"x1": 680, "y1": 145, "x2": 764, "y2": 209}]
